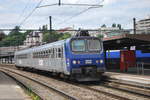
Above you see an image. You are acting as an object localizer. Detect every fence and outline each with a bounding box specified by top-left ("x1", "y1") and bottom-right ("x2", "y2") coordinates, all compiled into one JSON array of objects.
[{"x1": 136, "y1": 62, "x2": 150, "y2": 75}]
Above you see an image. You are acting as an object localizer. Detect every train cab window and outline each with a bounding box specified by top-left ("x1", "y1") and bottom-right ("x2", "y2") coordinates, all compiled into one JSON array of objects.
[
  {"x1": 71, "y1": 40, "x2": 86, "y2": 52},
  {"x1": 87, "y1": 39, "x2": 101, "y2": 51}
]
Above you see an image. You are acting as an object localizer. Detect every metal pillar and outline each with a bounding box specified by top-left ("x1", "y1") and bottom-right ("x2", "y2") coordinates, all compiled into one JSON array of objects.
[{"x1": 133, "y1": 18, "x2": 136, "y2": 34}]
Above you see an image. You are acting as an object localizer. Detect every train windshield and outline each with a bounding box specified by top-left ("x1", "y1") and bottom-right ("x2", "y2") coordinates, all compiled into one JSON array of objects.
[
  {"x1": 87, "y1": 39, "x2": 101, "y2": 51},
  {"x1": 71, "y1": 40, "x2": 86, "y2": 52},
  {"x1": 71, "y1": 39, "x2": 101, "y2": 53}
]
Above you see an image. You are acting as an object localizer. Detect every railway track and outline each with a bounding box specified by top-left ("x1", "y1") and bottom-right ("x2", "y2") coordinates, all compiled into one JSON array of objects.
[
  {"x1": 0, "y1": 67, "x2": 128, "y2": 100},
  {"x1": 0, "y1": 66, "x2": 150, "y2": 100},
  {"x1": 103, "y1": 79, "x2": 150, "y2": 97},
  {"x1": 69, "y1": 81, "x2": 150, "y2": 100},
  {"x1": 0, "y1": 68, "x2": 77, "y2": 100}
]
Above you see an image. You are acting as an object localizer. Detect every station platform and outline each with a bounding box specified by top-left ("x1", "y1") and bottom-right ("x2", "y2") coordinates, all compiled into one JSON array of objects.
[
  {"x1": 0, "y1": 71, "x2": 31, "y2": 100},
  {"x1": 104, "y1": 72, "x2": 150, "y2": 88}
]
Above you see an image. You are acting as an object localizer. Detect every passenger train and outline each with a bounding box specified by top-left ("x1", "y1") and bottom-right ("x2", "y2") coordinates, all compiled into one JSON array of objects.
[
  {"x1": 106, "y1": 50, "x2": 150, "y2": 69},
  {"x1": 15, "y1": 36, "x2": 105, "y2": 81}
]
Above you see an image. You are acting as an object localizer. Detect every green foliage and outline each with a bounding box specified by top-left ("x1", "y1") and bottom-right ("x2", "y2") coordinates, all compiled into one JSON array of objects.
[
  {"x1": 58, "y1": 32, "x2": 71, "y2": 40},
  {"x1": 42, "y1": 30, "x2": 71, "y2": 43},
  {"x1": 39, "y1": 25, "x2": 49, "y2": 33},
  {"x1": 117, "y1": 24, "x2": 122, "y2": 29},
  {"x1": 0, "y1": 26, "x2": 29, "y2": 47},
  {"x1": 112, "y1": 23, "x2": 116, "y2": 27},
  {"x1": 42, "y1": 31, "x2": 60, "y2": 43},
  {"x1": 101, "y1": 24, "x2": 106, "y2": 28},
  {"x1": 0, "y1": 31, "x2": 6, "y2": 41},
  {"x1": 97, "y1": 34, "x2": 104, "y2": 39}
]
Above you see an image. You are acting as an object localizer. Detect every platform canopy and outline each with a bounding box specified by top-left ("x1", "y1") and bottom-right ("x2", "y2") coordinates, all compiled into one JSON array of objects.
[{"x1": 103, "y1": 34, "x2": 150, "y2": 51}]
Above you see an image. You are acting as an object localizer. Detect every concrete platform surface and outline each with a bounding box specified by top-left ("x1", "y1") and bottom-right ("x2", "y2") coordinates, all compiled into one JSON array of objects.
[
  {"x1": 0, "y1": 71, "x2": 31, "y2": 100},
  {"x1": 105, "y1": 72, "x2": 150, "y2": 86}
]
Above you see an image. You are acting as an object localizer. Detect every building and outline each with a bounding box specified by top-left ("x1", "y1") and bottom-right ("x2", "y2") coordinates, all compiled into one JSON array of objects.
[
  {"x1": 136, "y1": 16, "x2": 150, "y2": 34},
  {"x1": 23, "y1": 31, "x2": 43, "y2": 47},
  {"x1": 91, "y1": 27, "x2": 129, "y2": 38},
  {"x1": 57, "y1": 27, "x2": 76, "y2": 36}
]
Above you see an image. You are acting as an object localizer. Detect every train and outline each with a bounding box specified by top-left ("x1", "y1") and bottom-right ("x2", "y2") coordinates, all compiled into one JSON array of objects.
[
  {"x1": 106, "y1": 50, "x2": 150, "y2": 69},
  {"x1": 15, "y1": 36, "x2": 105, "y2": 81}
]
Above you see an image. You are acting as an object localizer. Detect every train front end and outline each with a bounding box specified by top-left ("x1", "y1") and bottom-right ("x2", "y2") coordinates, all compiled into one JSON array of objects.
[{"x1": 65, "y1": 37, "x2": 105, "y2": 81}]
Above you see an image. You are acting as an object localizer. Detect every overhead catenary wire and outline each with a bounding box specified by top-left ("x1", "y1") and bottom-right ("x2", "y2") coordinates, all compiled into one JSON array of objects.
[
  {"x1": 19, "y1": 0, "x2": 104, "y2": 28},
  {"x1": 37, "y1": 3, "x2": 103, "y2": 8},
  {"x1": 17, "y1": 0, "x2": 31, "y2": 25},
  {"x1": 19, "y1": 0, "x2": 44, "y2": 27},
  {"x1": 56, "y1": 1, "x2": 104, "y2": 26},
  {"x1": 57, "y1": 6, "x2": 101, "y2": 26}
]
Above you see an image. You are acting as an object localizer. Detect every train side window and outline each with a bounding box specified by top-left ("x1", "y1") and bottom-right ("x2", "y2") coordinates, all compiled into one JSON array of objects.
[
  {"x1": 48, "y1": 49, "x2": 51, "y2": 57},
  {"x1": 61, "y1": 48, "x2": 63, "y2": 58},
  {"x1": 56, "y1": 48, "x2": 59, "y2": 58},
  {"x1": 46, "y1": 50, "x2": 48, "y2": 57},
  {"x1": 51, "y1": 49, "x2": 53, "y2": 58},
  {"x1": 38, "y1": 52, "x2": 40, "y2": 58},
  {"x1": 42, "y1": 51, "x2": 44, "y2": 57},
  {"x1": 43, "y1": 51, "x2": 45, "y2": 58},
  {"x1": 51, "y1": 48, "x2": 54, "y2": 58},
  {"x1": 58, "y1": 48, "x2": 62, "y2": 58},
  {"x1": 40, "y1": 52, "x2": 42, "y2": 58}
]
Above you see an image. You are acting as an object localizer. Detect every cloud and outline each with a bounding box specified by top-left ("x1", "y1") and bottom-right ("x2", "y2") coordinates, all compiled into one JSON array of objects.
[
  {"x1": 0, "y1": 0, "x2": 150, "y2": 29},
  {"x1": 102, "y1": 0, "x2": 118, "y2": 5}
]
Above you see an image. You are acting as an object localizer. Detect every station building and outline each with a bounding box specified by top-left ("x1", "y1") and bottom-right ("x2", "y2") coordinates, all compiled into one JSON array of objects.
[{"x1": 136, "y1": 16, "x2": 150, "y2": 34}]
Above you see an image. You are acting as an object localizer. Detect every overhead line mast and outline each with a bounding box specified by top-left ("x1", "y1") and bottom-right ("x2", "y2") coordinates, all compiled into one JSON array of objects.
[{"x1": 59, "y1": 0, "x2": 61, "y2": 6}]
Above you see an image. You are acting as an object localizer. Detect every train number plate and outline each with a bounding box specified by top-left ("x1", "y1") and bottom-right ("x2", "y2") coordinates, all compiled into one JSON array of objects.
[{"x1": 85, "y1": 60, "x2": 92, "y2": 64}]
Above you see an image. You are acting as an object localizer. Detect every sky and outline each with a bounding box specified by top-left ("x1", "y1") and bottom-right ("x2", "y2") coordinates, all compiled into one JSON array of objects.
[{"x1": 0, "y1": 0, "x2": 150, "y2": 30}]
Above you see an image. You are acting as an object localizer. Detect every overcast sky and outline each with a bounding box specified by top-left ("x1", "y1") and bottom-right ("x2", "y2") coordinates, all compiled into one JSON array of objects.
[{"x1": 0, "y1": 0, "x2": 150, "y2": 30}]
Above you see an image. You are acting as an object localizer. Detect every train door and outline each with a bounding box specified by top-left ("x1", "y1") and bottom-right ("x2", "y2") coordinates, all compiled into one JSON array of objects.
[
  {"x1": 120, "y1": 50, "x2": 136, "y2": 72},
  {"x1": 57, "y1": 47, "x2": 64, "y2": 72}
]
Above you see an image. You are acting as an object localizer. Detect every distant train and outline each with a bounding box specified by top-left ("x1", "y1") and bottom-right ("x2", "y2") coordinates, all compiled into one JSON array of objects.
[
  {"x1": 106, "y1": 50, "x2": 150, "y2": 69},
  {"x1": 15, "y1": 36, "x2": 105, "y2": 81}
]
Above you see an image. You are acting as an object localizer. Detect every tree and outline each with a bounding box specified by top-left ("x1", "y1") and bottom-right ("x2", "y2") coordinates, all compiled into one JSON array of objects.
[
  {"x1": 40, "y1": 25, "x2": 49, "y2": 33},
  {"x1": 101, "y1": 24, "x2": 106, "y2": 28},
  {"x1": 117, "y1": 24, "x2": 122, "y2": 30},
  {"x1": 42, "y1": 31, "x2": 60, "y2": 43},
  {"x1": 112, "y1": 23, "x2": 116, "y2": 27},
  {"x1": 0, "y1": 26, "x2": 28, "y2": 47},
  {"x1": 59, "y1": 32, "x2": 71, "y2": 40},
  {"x1": 0, "y1": 31, "x2": 6, "y2": 41},
  {"x1": 97, "y1": 34, "x2": 104, "y2": 39},
  {"x1": 9, "y1": 26, "x2": 20, "y2": 36}
]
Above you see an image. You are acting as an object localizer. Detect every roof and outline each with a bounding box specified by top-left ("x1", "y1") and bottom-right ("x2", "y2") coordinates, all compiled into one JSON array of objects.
[{"x1": 103, "y1": 34, "x2": 150, "y2": 50}]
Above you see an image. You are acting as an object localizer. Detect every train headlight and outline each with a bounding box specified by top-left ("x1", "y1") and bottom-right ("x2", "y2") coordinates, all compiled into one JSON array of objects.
[
  {"x1": 78, "y1": 61, "x2": 80, "y2": 64},
  {"x1": 100, "y1": 60, "x2": 104, "y2": 64},
  {"x1": 96, "y1": 60, "x2": 99, "y2": 63},
  {"x1": 72, "y1": 60, "x2": 77, "y2": 64}
]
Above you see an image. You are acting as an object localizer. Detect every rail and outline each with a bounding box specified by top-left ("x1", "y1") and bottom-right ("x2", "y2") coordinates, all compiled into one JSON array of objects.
[{"x1": 0, "y1": 68, "x2": 77, "y2": 100}]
